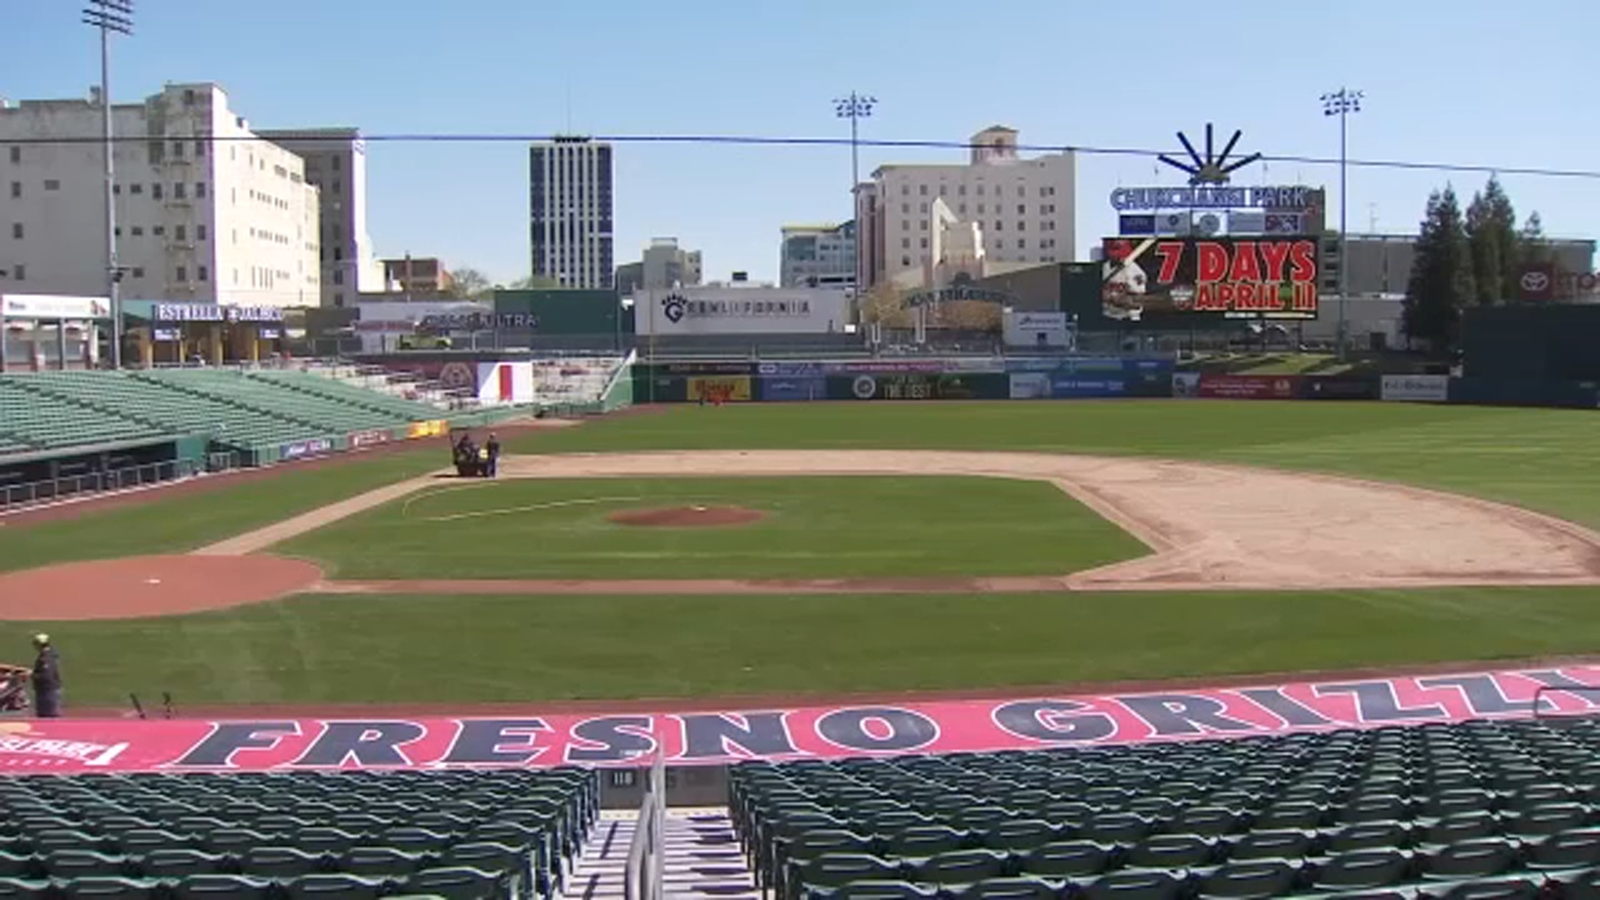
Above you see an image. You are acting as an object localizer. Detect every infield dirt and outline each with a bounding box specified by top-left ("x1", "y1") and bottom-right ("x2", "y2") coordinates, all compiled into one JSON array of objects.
[{"x1": 7, "y1": 448, "x2": 1600, "y2": 621}]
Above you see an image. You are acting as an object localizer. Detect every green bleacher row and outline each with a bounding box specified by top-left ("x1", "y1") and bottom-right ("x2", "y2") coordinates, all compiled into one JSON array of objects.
[
  {"x1": 732, "y1": 717, "x2": 1600, "y2": 900},
  {"x1": 0, "y1": 370, "x2": 443, "y2": 458},
  {"x1": 0, "y1": 768, "x2": 597, "y2": 900}
]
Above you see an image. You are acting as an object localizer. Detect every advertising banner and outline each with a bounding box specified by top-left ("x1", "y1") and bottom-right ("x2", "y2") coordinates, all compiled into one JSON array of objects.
[
  {"x1": 1003, "y1": 311, "x2": 1075, "y2": 349},
  {"x1": 1448, "y1": 377, "x2": 1600, "y2": 410},
  {"x1": 1195, "y1": 374, "x2": 1301, "y2": 400},
  {"x1": 686, "y1": 376, "x2": 752, "y2": 403},
  {"x1": 822, "y1": 360, "x2": 951, "y2": 375},
  {"x1": 832, "y1": 373, "x2": 990, "y2": 401},
  {"x1": 0, "y1": 666, "x2": 1593, "y2": 774},
  {"x1": 279, "y1": 437, "x2": 333, "y2": 461},
  {"x1": 1299, "y1": 376, "x2": 1381, "y2": 401},
  {"x1": 653, "y1": 362, "x2": 753, "y2": 376},
  {"x1": 1380, "y1": 374, "x2": 1450, "y2": 403},
  {"x1": 1172, "y1": 372, "x2": 1202, "y2": 398},
  {"x1": 406, "y1": 420, "x2": 447, "y2": 440},
  {"x1": 1051, "y1": 377, "x2": 1129, "y2": 399},
  {"x1": 759, "y1": 376, "x2": 826, "y2": 402},
  {"x1": 348, "y1": 429, "x2": 393, "y2": 449},
  {"x1": 756, "y1": 361, "x2": 822, "y2": 377},
  {"x1": 0, "y1": 294, "x2": 112, "y2": 320},
  {"x1": 636, "y1": 288, "x2": 848, "y2": 336},
  {"x1": 1096, "y1": 237, "x2": 1321, "y2": 325},
  {"x1": 1009, "y1": 373, "x2": 1051, "y2": 399}
]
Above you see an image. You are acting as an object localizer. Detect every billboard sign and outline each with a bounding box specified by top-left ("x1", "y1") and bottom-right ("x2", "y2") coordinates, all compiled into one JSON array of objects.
[
  {"x1": 154, "y1": 303, "x2": 284, "y2": 324},
  {"x1": 348, "y1": 429, "x2": 393, "y2": 449},
  {"x1": 279, "y1": 437, "x2": 333, "y2": 461},
  {"x1": 1515, "y1": 262, "x2": 1600, "y2": 302},
  {"x1": 637, "y1": 288, "x2": 848, "y2": 335},
  {"x1": 1196, "y1": 374, "x2": 1301, "y2": 400},
  {"x1": 839, "y1": 373, "x2": 981, "y2": 401},
  {"x1": 1100, "y1": 237, "x2": 1320, "y2": 323},
  {"x1": 1109, "y1": 186, "x2": 1315, "y2": 212},
  {"x1": 759, "y1": 376, "x2": 825, "y2": 402},
  {"x1": 0, "y1": 294, "x2": 112, "y2": 320},
  {"x1": 1009, "y1": 373, "x2": 1051, "y2": 399},
  {"x1": 1003, "y1": 311, "x2": 1076, "y2": 349},
  {"x1": 1381, "y1": 374, "x2": 1451, "y2": 403},
  {"x1": 686, "y1": 376, "x2": 752, "y2": 403},
  {"x1": 0, "y1": 666, "x2": 1593, "y2": 773}
]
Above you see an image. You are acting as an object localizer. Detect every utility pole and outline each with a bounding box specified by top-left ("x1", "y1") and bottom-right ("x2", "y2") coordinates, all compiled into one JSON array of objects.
[
  {"x1": 82, "y1": 0, "x2": 133, "y2": 369},
  {"x1": 1321, "y1": 87, "x2": 1362, "y2": 361}
]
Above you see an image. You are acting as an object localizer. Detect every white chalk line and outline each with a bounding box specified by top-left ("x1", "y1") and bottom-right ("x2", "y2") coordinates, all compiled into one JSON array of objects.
[{"x1": 417, "y1": 496, "x2": 645, "y2": 524}]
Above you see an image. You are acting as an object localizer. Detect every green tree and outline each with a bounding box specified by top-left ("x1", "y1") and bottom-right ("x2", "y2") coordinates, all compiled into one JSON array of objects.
[
  {"x1": 1519, "y1": 211, "x2": 1550, "y2": 265},
  {"x1": 1402, "y1": 185, "x2": 1476, "y2": 350},
  {"x1": 1464, "y1": 175, "x2": 1519, "y2": 304}
]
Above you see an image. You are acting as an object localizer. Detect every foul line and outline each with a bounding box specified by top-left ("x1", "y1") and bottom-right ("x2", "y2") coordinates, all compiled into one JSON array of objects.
[{"x1": 417, "y1": 496, "x2": 644, "y2": 524}]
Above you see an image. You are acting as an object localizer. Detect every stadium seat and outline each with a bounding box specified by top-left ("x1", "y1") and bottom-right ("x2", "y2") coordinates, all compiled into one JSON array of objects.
[{"x1": 400, "y1": 867, "x2": 512, "y2": 900}]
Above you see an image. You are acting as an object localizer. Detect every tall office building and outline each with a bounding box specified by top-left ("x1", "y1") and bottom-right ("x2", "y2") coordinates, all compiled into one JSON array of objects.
[
  {"x1": 258, "y1": 127, "x2": 382, "y2": 307},
  {"x1": 0, "y1": 82, "x2": 320, "y2": 307},
  {"x1": 856, "y1": 125, "x2": 1075, "y2": 290},
  {"x1": 780, "y1": 221, "x2": 857, "y2": 288},
  {"x1": 529, "y1": 137, "x2": 614, "y2": 289}
]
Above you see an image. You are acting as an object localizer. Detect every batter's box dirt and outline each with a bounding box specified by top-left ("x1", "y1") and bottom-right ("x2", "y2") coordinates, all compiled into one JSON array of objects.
[{"x1": 0, "y1": 555, "x2": 324, "y2": 621}]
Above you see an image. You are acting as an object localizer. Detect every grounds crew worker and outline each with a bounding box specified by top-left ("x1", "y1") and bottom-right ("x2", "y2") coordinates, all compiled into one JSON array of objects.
[{"x1": 31, "y1": 635, "x2": 61, "y2": 718}]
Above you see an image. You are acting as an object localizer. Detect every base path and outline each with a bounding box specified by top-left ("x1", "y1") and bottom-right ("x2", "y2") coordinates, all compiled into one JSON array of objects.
[
  {"x1": 196, "y1": 449, "x2": 1600, "y2": 593},
  {"x1": 0, "y1": 555, "x2": 323, "y2": 620}
]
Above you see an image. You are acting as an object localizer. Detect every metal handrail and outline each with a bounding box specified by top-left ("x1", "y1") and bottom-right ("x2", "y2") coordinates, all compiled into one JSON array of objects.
[{"x1": 0, "y1": 455, "x2": 233, "y2": 514}]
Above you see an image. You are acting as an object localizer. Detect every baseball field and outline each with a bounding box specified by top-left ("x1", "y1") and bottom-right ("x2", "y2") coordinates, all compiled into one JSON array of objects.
[{"x1": 2, "y1": 398, "x2": 1599, "y2": 713}]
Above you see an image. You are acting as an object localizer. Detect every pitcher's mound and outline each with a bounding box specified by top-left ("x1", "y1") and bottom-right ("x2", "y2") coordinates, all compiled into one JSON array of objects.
[
  {"x1": 609, "y1": 506, "x2": 765, "y2": 528},
  {"x1": 0, "y1": 555, "x2": 324, "y2": 621}
]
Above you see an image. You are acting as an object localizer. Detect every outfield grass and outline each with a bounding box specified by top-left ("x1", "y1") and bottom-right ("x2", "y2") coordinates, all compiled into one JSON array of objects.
[
  {"x1": 510, "y1": 402, "x2": 1600, "y2": 529},
  {"x1": 28, "y1": 586, "x2": 1600, "y2": 707},
  {"x1": 274, "y1": 476, "x2": 1143, "y2": 580}
]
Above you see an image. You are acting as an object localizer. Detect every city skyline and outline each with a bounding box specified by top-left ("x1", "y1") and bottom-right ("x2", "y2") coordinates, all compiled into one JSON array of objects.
[{"x1": 3, "y1": 0, "x2": 1599, "y2": 287}]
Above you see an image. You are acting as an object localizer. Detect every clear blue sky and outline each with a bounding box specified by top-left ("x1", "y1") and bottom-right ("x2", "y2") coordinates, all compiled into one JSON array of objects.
[{"x1": 6, "y1": 0, "x2": 1598, "y2": 285}]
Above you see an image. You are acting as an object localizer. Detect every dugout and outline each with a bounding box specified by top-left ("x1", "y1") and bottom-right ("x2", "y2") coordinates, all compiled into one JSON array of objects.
[
  {"x1": 1461, "y1": 304, "x2": 1600, "y2": 381},
  {"x1": 0, "y1": 434, "x2": 210, "y2": 512}
]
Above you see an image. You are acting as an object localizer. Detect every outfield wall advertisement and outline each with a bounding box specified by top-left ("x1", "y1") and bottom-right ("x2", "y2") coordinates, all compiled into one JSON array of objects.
[{"x1": 3, "y1": 666, "x2": 1595, "y2": 773}]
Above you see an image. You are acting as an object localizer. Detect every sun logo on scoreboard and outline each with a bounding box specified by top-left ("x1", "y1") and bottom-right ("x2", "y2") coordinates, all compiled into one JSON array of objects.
[{"x1": 1157, "y1": 123, "x2": 1264, "y2": 186}]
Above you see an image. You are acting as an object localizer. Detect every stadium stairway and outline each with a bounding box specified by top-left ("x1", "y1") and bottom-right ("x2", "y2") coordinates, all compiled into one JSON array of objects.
[{"x1": 564, "y1": 808, "x2": 758, "y2": 900}]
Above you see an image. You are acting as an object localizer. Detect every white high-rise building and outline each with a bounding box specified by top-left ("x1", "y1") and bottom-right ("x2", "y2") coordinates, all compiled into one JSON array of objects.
[
  {"x1": 529, "y1": 137, "x2": 614, "y2": 289},
  {"x1": 856, "y1": 125, "x2": 1075, "y2": 289},
  {"x1": 258, "y1": 127, "x2": 382, "y2": 308},
  {"x1": 0, "y1": 82, "x2": 320, "y2": 307}
]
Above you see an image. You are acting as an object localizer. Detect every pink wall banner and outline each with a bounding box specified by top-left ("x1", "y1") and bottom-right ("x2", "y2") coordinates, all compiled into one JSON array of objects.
[{"x1": 4, "y1": 666, "x2": 1599, "y2": 775}]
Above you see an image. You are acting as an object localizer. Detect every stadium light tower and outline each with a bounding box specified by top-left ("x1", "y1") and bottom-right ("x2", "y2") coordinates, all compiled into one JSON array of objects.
[
  {"x1": 834, "y1": 92, "x2": 876, "y2": 200},
  {"x1": 1322, "y1": 87, "x2": 1362, "y2": 361},
  {"x1": 82, "y1": 0, "x2": 133, "y2": 369}
]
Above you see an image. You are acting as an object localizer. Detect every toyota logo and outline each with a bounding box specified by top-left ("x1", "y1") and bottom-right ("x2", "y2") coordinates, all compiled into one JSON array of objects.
[{"x1": 1521, "y1": 270, "x2": 1550, "y2": 293}]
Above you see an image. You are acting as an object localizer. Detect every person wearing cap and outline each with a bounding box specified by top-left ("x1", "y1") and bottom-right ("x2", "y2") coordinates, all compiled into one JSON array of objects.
[{"x1": 30, "y1": 635, "x2": 61, "y2": 719}]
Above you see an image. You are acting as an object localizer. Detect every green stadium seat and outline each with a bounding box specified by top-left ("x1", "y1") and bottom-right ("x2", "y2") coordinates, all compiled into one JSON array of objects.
[
  {"x1": 134, "y1": 849, "x2": 227, "y2": 880},
  {"x1": 241, "y1": 848, "x2": 328, "y2": 880},
  {"x1": 1417, "y1": 839, "x2": 1521, "y2": 881},
  {"x1": 1429, "y1": 878, "x2": 1542, "y2": 900},
  {"x1": 907, "y1": 849, "x2": 1008, "y2": 886},
  {"x1": 950, "y1": 876, "x2": 1062, "y2": 900},
  {"x1": 803, "y1": 880, "x2": 938, "y2": 900},
  {"x1": 1126, "y1": 834, "x2": 1219, "y2": 870},
  {"x1": 882, "y1": 826, "x2": 969, "y2": 861},
  {"x1": 1528, "y1": 828, "x2": 1600, "y2": 869},
  {"x1": 400, "y1": 867, "x2": 512, "y2": 900},
  {"x1": 1311, "y1": 849, "x2": 1413, "y2": 891},
  {"x1": 1015, "y1": 842, "x2": 1111, "y2": 880},
  {"x1": 1227, "y1": 831, "x2": 1314, "y2": 863},
  {"x1": 1419, "y1": 813, "x2": 1501, "y2": 846},
  {"x1": 339, "y1": 847, "x2": 427, "y2": 879},
  {"x1": 1195, "y1": 859, "x2": 1301, "y2": 899},
  {"x1": 290, "y1": 831, "x2": 360, "y2": 857},
  {"x1": 285, "y1": 873, "x2": 390, "y2": 900},
  {"x1": 1081, "y1": 869, "x2": 1185, "y2": 900},
  {"x1": 176, "y1": 874, "x2": 273, "y2": 900},
  {"x1": 43, "y1": 852, "x2": 131, "y2": 881},
  {"x1": 1328, "y1": 822, "x2": 1416, "y2": 854},
  {"x1": 979, "y1": 821, "x2": 1062, "y2": 854}
]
